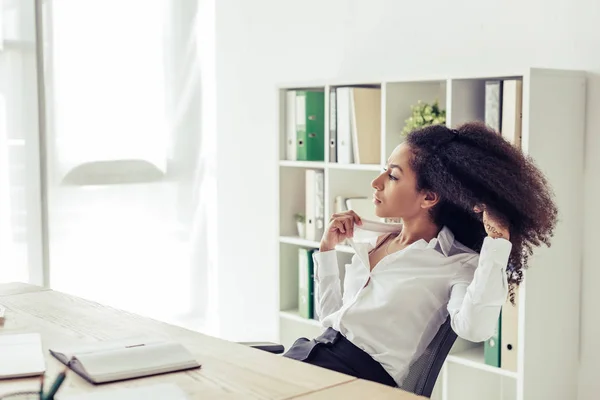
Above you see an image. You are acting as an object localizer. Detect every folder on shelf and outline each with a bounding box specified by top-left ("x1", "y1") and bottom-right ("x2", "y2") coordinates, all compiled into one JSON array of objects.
[
  {"x1": 285, "y1": 90, "x2": 297, "y2": 161},
  {"x1": 350, "y1": 87, "x2": 381, "y2": 164},
  {"x1": 305, "y1": 169, "x2": 324, "y2": 241},
  {"x1": 296, "y1": 90, "x2": 325, "y2": 161},
  {"x1": 501, "y1": 79, "x2": 523, "y2": 149},
  {"x1": 336, "y1": 87, "x2": 354, "y2": 164},
  {"x1": 485, "y1": 80, "x2": 502, "y2": 132},
  {"x1": 329, "y1": 87, "x2": 337, "y2": 163},
  {"x1": 484, "y1": 312, "x2": 501, "y2": 367},
  {"x1": 298, "y1": 248, "x2": 315, "y2": 319},
  {"x1": 501, "y1": 288, "x2": 519, "y2": 372}
]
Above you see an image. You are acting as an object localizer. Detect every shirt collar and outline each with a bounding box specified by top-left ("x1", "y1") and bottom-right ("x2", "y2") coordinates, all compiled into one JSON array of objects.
[{"x1": 427, "y1": 226, "x2": 455, "y2": 257}]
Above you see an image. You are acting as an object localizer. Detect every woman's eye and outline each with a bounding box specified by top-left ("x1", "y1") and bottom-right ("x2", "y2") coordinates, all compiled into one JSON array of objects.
[{"x1": 388, "y1": 174, "x2": 398, "y2": 181}]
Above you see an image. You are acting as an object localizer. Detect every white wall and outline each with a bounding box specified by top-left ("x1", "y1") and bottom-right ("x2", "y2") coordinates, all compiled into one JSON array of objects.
[{"x1": 211, "y1": 1, "x2": 600, "y2": 398}]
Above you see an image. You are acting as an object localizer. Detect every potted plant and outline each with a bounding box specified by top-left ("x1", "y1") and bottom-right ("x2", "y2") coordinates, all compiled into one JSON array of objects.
[
  {"x1": 294, "y1": 213, "x2": 305, "y2": 238},
  {"x1": 401, "y1": 100, "x2": 446, "y2": 136}
]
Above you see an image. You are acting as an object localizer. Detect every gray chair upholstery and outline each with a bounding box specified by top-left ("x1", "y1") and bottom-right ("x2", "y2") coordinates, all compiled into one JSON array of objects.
[{"x1": 399, "y1": 315, "x2": 457, "y2": 397}]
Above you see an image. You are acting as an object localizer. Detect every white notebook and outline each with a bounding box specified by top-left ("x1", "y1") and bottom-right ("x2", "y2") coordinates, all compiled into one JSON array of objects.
[
  {"x1": 0, "y1": 333, "x2": 46, "y2": 379},
  {"x1": 59, "y1": 383, "x2": 189, "y2": 400},
  {"x1": 49, "y1": 337, "x2": 200, "y2": 384}
]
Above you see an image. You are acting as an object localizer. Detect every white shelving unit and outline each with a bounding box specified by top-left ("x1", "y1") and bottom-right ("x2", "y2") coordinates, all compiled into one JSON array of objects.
[{"x1": 275, "y1": 68, "x2": 585, "y2": 400}]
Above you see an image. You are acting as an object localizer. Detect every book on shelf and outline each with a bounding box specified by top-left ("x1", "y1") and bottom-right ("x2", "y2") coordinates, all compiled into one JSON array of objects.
[
  {"x1": 484, "y1": 78, "x2": 523, "y2": 150},
  {"x1": 335, "y1": 87, "x2": 381, "y2": 165},
  {"x1": 285, "y1": 89, "x2": 325, "y2": 161}
]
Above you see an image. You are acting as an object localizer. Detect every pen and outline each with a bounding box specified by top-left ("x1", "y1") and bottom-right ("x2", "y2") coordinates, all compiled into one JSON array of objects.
[
  {"x1": 43, "y1": 367, "x2": 68, "y2": 400},
  {"x1": 39, "y1": 374, "x2": 44, "y2": 399}
]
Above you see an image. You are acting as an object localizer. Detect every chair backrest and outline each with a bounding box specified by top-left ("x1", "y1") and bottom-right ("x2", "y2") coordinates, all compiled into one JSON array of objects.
[{"x1": 399, "y1": 316, "x2": 457, "y2": 397}]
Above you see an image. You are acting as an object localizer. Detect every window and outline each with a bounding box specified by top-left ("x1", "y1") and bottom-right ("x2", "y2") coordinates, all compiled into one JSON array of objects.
[{"x1": 42, "y1": 0, "x2": 210, "y2": 330}]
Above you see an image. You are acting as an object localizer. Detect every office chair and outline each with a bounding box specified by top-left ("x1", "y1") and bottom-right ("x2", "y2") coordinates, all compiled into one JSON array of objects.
[
  {"x1": 242, "y1": 315, "x2": 456, "y2": 398},
  {"x1": 399, "y1": 315, "x2": 457, "y2": 397}
]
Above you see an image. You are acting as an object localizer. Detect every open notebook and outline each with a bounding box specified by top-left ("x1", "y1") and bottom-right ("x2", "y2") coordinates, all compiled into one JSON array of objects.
[{"x1": 49, "y1": 337, "x2": 200, "y2": 384}]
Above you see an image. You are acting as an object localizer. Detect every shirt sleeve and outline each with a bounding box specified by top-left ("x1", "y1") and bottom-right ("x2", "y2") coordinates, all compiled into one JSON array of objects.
[
  {"x1": 312, "y1": 250, "x2": 343, "y2": 321},
  {"x1": 447, "y1": 236, "x2": 512, "y2": 342}
]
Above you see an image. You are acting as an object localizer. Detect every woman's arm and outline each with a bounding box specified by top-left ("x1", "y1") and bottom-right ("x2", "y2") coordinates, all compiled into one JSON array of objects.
[
  {"x1": 312, "y1": 250, "x2": 343, "y2": 320},
  {"x1": 447, "y1": 236, "x2": 511, "y2": 342}
]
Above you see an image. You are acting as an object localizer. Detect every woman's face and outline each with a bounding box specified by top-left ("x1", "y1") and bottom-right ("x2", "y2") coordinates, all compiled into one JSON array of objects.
[{"x1": 371, "y1": 143, "x2": 438, "y2": 219}]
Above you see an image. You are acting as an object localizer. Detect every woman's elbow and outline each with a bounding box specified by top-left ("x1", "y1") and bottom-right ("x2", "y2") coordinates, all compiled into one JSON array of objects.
[
  {"x1": 457, "y1": 329, "x2": 494, "y2": 343},
  {"x1": 451, "y1": 319, "x2": 495, "y2": 343}
]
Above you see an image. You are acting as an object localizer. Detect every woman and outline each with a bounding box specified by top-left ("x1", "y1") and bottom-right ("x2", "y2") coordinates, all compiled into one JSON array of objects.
[{"x1": 283, "y1": 121, "x2": 557, "y2": 388}]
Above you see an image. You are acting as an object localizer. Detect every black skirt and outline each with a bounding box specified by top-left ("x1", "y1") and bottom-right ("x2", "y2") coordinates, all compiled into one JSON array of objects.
[{"x1": 282, "y1": 328, "x2": 397, "y2": 387}]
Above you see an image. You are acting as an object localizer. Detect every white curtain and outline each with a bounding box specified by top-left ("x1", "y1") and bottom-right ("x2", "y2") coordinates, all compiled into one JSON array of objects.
[
  {"x1": 0, "y1": 0, "x2": 45, "y2": 285},
  {"x1": 41, "y1": 0, "x2": 213, "y2": 331}
]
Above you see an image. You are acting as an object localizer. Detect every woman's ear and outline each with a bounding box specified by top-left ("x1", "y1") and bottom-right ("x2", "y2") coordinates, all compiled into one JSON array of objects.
[{"x1": 421, "y1": 191, "x2": 440, "y2": 210}]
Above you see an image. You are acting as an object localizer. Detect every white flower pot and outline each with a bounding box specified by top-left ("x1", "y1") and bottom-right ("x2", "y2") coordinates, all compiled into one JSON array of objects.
[{"x1": 296, "y1": 221, "x2": 305, "y2": 238}]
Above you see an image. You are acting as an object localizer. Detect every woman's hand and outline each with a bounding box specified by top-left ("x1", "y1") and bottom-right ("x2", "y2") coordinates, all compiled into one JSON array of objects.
[
  {"x1": 319, "y1": 210, "x2": 362, "y2": 252},
  {"x1": 474, "y1": 205, "x2": 510, "y2": 240}
]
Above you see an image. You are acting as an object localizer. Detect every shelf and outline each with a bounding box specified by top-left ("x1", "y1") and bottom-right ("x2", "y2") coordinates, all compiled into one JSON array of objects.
[
  {"x1": 280, "y1": 309, "x2": 322, "y2": 328},
  {"x1": 279, "y1": 160, "x2": 381, "y2": 172},
  {"x1": 279, "y1": 237, "x2": 355, "y2": 254},
  {"x1": 279, "y1": 236, "x2": 319, "y2": 247},
  {"x1": 279, "y1": 160, "x2": 325, "y2": 168},
  {"x1": 446, "y1": 346, "x2": 518, "y2": 379},
  {"x1": 327, "y1": 163, "x2": 382, "y2": 172}
]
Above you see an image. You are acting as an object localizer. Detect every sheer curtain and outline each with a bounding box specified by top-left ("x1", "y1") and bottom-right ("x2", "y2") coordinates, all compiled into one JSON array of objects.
[
  {"x1": 0, "y1": 0, "x2": 45, "y2": 285},
  {"x1": 41, "y1": 0, "x2": 213, "y2": 331}
]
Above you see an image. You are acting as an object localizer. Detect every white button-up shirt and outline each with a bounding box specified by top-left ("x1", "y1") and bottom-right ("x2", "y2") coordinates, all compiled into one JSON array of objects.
[{"x1": 313, "y1": 224, "x2": 512, "y2": 386}]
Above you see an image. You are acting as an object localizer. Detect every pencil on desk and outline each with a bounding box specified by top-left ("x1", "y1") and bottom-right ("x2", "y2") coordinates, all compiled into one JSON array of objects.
[{"x1": 43, "y1": 366, "x2": 68, "y2": 400}]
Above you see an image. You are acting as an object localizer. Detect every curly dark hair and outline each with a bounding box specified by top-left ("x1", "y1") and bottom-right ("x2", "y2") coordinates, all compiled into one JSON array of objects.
[{"x1": 405, "y1": 121, "x2": 558, "y2": 304}]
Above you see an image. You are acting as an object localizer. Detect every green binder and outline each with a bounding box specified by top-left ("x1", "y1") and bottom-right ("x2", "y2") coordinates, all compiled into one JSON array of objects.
[
  {"x1": 298, "y1": 248, "x2": 315, "y2": 319},
  {"x1": 484, "y1": 311, "x2": 502, "y2": 367},
  {"x1": 296, "y1": 91, "x2": 325, "y2": 161}
]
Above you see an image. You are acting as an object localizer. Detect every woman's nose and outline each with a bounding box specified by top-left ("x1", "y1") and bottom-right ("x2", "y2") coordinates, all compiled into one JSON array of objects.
[{"x1": 371, "y1": 174, "x2": 383, "y2": 190}]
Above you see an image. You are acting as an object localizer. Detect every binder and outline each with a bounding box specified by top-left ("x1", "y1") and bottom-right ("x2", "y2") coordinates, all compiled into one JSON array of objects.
[
  {"x1": 484, "y1": 313, "x2": 501, "y2": 367},
  {"x1": 298, "y1": 248, "x2": 315, "y2": 319},
  {"x1": 305, "y1": 169, "x2": 324, "y2": 241},
  {"x1": 329, "y1": 87, "x2": 337, "y2": 162},
  {"x1": 285, "y1": 90, "x2": 297, "y2": 160},
  {"x1": 501, "y1": 288, "x2": 519, "y2": 372},
  {"x1": 501, "y1": 79, "x2": 523, "y2": 149},
  {"x1": 296, "y1": 90, "x2": 325, "y2": 161},
  {"x1": 336, "y1": 88, "x2": 353, "y2": 164},
  {"x1": 485, "y1": 80, "x2": 502, "y2": 132},
  {"x1": 350, "y1": 88, "x2": 381, "y2": 164}
]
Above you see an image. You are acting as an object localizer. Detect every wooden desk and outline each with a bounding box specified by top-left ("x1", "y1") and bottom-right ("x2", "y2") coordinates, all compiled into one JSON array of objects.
[{"x1": 0, "y1": 284, "x2": 422, "y2": 399}]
